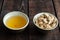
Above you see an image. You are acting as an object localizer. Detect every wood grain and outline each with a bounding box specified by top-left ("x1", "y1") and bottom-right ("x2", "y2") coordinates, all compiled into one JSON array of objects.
[
  {"x1": 0, "y1": 0, "x2": 4, "y2": 26},
  {"x1": 0, "y1": 0, "x2": 3, "y2": 12},
  {"x1": 0, "y1": 0, "x2": 29, "y2": 40},
  {"x1": 0, "y1": 0, "x2": 60, "y2": 40},
  {"x1": 53, "y1": 0, "x2": 60, "y2": 27},
  {"x1": 29, "y1": 0, "x2": 59, "y2": 40}
]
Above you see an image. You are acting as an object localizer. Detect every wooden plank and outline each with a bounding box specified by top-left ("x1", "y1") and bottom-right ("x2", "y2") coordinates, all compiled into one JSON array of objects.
[
  {"x1": 29, "y1": 0, "x2": 59, "y2": 40},
  {"x1": 53, "y1": 0, "x2": 60, "y2": 27},
  {"x1": 0, "y1": 0, "x2": 4, "y2": 26},
  {"x1": 0, "y1": 0, "x2": 29, "y2": 40},
  {"x1": 0, "y1": 0, "x2": 3, "y2": 12}
]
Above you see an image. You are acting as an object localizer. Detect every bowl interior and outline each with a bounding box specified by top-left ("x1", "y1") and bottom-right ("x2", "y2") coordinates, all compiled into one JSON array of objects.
[
  {"x1": 33, "y1": 12, "x2": 58, "y2": 30},
  {"x1": 3, "y1": 11, "x2": 29, "y2": 30}
]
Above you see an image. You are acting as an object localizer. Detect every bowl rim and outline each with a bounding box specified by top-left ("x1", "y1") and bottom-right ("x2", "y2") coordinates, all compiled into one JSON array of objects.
[
  {"x1": 33, "y1": 12, "x2": 58, "y2": 30},
  {"x1": 3, "y1": 11, "x2": 29, "y2": 30}
]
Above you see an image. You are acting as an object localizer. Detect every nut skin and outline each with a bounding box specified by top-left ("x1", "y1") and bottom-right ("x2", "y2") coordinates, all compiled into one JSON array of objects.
[{"x1": 35, "y1": 13, "x2": 58, "y2": 30}]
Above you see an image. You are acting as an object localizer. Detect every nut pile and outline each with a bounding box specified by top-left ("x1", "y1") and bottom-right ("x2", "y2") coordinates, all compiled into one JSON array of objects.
[{"x1": 35, "y1": 13, "x2": 58, "y2": 30}]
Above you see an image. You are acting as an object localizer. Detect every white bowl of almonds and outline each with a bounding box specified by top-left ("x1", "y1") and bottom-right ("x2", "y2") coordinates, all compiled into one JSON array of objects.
[{"x1": 33, "y1": 12, "x2": 58, "y2": 30}]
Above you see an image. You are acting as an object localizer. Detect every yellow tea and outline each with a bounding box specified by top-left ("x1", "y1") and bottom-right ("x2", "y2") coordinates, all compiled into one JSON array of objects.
[{"x1": 6, "y1": 16, "x2": 27, "y2": 28}]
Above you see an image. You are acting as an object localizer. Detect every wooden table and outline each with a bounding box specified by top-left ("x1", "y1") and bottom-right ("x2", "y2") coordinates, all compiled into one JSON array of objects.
[{"x1": 0, "y1": 0, "x2": 60, "y2": 40}]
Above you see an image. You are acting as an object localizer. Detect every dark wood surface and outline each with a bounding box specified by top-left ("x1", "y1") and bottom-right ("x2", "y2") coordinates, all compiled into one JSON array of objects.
[
  {"x1": 0, "y1": 0, "x2": 60, "y2": 40},
  {"x1": 29, "y1": 0, "x2": 59, "y2": 40},
  {"x1": 0, "y1": 0, "x2": 29, "y2": 40},
  {"x1": 53, "y1": 0, "x2": 60, "y2": 27}
]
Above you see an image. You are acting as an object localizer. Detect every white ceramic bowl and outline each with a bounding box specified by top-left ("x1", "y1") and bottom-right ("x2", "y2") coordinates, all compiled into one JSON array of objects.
[
  {"x1": 33, "y1": 12, "x2": 58, "y2": 30},
  {"x1": 3, "y1": 11, "x2": 29, "y2": 30}
]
